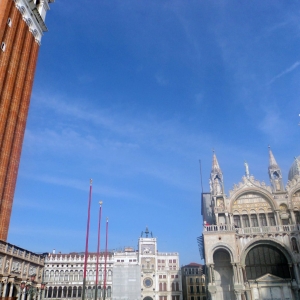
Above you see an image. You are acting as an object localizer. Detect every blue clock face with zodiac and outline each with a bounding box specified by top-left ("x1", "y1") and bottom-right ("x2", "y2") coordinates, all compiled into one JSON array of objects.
[{"x1": 143, "y1": 277, "x2": 153, "y2": 288}]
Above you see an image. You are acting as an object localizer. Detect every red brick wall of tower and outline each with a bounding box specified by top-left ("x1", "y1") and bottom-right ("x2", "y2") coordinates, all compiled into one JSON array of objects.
[{"x1": 0, "y1": 0, "x2": 40, "y2": 241}]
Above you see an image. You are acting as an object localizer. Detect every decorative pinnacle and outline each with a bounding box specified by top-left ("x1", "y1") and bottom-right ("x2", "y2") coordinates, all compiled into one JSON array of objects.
[
  {"x1": 268, "y1": 146, "x2": 279, "y2": 169},
  {"x1": 99, "y1": 201, "x2": 103, "y2": 206},
  {"x1": 244, "y1": 161, "x2": 250, "y2": 179},
  {"x1": 90, "y1": 179, "x2": 93, "y2": 186},
  {"x1": 106, "y1": 217, "x2": 109, "y2": 222}
]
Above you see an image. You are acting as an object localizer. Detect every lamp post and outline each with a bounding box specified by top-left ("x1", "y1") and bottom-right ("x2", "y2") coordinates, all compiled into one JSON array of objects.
[{"x1": 20, "y1": 274, "x2": 46, "y2": 300}]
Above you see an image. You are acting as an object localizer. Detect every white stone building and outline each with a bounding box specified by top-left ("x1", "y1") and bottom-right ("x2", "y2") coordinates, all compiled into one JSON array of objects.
[
  {"x1": 44, "y1": 251, "x2": 114, "y2": 299},
  {"x1": 44, "y1": 229, "x2": 182, "y2": 300},
  {"x1": 201, "y1": 149, "x2": 300, "y2": 300}
]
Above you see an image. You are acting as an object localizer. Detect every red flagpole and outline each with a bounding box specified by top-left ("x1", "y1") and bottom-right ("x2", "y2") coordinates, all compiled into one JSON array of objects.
[
  {"x1": 82, "y1": 179, "x2": 93, "y2": 300},
  {"x1": 103, "y1": 218, "x2": 108, "y2": 300},
  {"x1": 95, "y1": 201, "x2": 102, "y2": 300}
]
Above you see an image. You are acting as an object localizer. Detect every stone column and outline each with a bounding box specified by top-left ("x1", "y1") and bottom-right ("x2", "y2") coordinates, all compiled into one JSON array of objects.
[
  {"x1": 275, "y1": 210, "x2": 281, "y2": 225},
  {"x1": 232, "y1": 264, "x2": 238, "y2": 284},
  {"x1": 293, "y1": 263, "x2": 300, "y2": 284},
  {"x1": 9, "y1": 282, "x2": 14, "y2": 297},
  {"x1": 235, "y1": 291, "x2": 242, "y2": 300},
  {"x1": 265, "y1": 213, "x2": 270, "y2": 226},
  {"x1": 2, "y1": 282, "x2": 8, "y2": 297},
  {"x1": 290, "y1": 210, "x2": 296, "y2": 224},
  {"x1": 225, "y1": 213, "x2": 229, "y2": 225}
]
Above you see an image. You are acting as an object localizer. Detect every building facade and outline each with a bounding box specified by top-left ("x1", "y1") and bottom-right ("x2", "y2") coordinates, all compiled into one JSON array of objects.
[
  {"x1": 181, "y1": 263, "x2": 206, "y2": 300},
  {"x1": 44, "y1": 228, "x2": 182, "y2": 300},
  {"x1": 0, "y1": 240, "x2": 46, "y2": 300},
  {"x1": 201, "y1": 150, "x2": 300, "y2": 300},
  {"x1": 139, "y1": 229, "x2": 182, "y2": 300},
  {"x1": 44, "y1": 251, "x2": 114, "y2": 300},
  {"x1": 0, "y1": 0, "x2": 53, "y2": 241}
]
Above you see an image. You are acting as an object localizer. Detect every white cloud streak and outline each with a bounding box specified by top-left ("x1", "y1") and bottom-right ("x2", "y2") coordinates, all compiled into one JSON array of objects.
[{"x1": 267, "y1": 61, "x2": 300, "y2": 85}]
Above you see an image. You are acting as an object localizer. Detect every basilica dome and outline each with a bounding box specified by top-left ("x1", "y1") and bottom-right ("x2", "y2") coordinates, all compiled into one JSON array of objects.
[{"x1": 288, "y1": 156, "x2": 300, "y2": 181}]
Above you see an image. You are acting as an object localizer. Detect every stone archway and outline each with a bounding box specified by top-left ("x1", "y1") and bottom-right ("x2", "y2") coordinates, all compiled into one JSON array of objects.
[
  {"x1": 143, "y1": 297, "x2": 153, "y2": 300},
  {"x1": 213, "y1": 249, "x2": 235, "y2": 300},
  {"x1": 245, "y1": 244, "x2": 293, "y2": 300}
]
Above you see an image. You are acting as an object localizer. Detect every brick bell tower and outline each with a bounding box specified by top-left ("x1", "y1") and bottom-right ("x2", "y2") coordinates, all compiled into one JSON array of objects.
[{"x1": 0, "y1": 0, "x2": 54, "y2": 240}]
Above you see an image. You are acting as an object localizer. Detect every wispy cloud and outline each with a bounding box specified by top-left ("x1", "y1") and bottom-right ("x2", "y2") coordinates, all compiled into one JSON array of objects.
[{"x1": 267, "y1": 61, "x2": 300, "y2": 85}]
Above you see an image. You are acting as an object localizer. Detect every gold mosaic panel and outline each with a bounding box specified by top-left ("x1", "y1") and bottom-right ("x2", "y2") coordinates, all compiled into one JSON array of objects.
[{"x1": 232, "y1": 193, "x2": 271, "y2": 213}]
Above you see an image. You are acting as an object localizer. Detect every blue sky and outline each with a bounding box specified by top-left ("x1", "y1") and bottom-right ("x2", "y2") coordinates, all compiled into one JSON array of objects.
[{"x1": 8, "y1": 0, "x2": 300, "y2": 265}]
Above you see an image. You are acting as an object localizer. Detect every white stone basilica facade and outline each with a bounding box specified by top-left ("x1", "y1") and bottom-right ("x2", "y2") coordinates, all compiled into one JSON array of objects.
[{"x1": 201, "y1": 149, "x2": 300, "y2": 300}]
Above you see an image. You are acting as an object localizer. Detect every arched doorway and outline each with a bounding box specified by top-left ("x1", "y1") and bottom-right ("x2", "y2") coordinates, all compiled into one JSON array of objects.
[
  {"x1": 213, "y1": 249, "x2": 235, "y2": 300},
  {"x1": 143, "y1": 297, "x2": 153, "y2": 300},
  {"x1": 245, "y1": 244, "x2": 293, "y2": 300}
]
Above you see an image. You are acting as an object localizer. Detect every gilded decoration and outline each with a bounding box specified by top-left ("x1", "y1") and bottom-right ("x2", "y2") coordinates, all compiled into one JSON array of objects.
[{"x1": 232, "y1": 193, "x2": 272, "y2": 213}]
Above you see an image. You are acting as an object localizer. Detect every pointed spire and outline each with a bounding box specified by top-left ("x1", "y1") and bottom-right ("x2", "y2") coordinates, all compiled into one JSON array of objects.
[
  {"x1": 210, "y1": 151, "x2": 224, "y2": 195},
  {"x1": 212, "y1": 150, "x2": 221, "y2": 174},
  {"x1": 268, "y1": 146, "x2": 279, "y2": 169}
]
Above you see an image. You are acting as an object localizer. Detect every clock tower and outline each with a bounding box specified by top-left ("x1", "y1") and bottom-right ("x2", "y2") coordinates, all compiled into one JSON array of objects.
[
  {"x1": 139, "y1": 227, "x2": 182, "y2": 300},
  {"x1": 0, "y1": 0, "x2": 54, "y2": 240}
]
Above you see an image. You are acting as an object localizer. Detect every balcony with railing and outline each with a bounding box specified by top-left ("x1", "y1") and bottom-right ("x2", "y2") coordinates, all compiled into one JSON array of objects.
[{"x1": 204, "y1": 224, "x2": 299, "y2": 235}]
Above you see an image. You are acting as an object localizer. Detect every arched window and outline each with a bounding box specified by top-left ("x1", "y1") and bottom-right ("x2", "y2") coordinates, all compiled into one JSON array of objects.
[
  {"x1": 242, "y1": 215, "x2": 250, "y2": 227},
  {"x1": 69, "y1": 270, "x2": 74, "y2": 282},
  {"x1": 87, "y1": 286, "x2": 92, "y2": 299},
  {"x1": 45, "y1": 270, "x2": 49, "y2": 281},
  {"x1": 259, "y1": 213, "x2": 267, "y2": 226},
  {"x1": 163, "y1": 282, "x2": 167, "y2": 291},
  {"x1": 53, "y1": 287, "x2": 57, "y2": 298},
  {"x1": 65, "y1": 271, "x2": 69, "y2": 281},
  {"x1": 107, "y1": 286, "x2": 111, "y2": 297},
  {"x1": 50, "y1": 271, "x2": 54, "y2": 282},
  {"x1": 63, "y1": 287, "x2": 67, "y2": 298},
  {"x1": 251, "y1": 214, "x2": 258, "y2": 227},
  {"x1": 68, "y1": 287, "x2": 72, "y2": 297},
  {"x1": 159, "y1": 283, "x2": 162, "y2": 291},
  {"x1": 72, "y1": 286, "x2": 77, "y2": 298},
  {"x1": 292, "y1": 238, "x2": 299, "y2": 253},
  {"x1": 245, "y1": 245, "x2": 290, "y2": 279},
  {"x1": 48, "y1": 287, "x2": 52, "y2": 298},
  {"x1": 79, "y1": 270, "x2": 83, "y2": 281},
  {"x1": 176, "y1": 282, "x2": 179, "y2": 291},
  {"x1": 78, "y1": 287, "x2": 82, "y2": 298},
  {"x1": 268, "y1": 213, "x2": 276, "y2": 226},
  {"x1": 89, "y1": 270, "x2": 93, "y2": 281},
  {"x1": 59, "y1": 270, "x2": 64, "y2": 282},
  {"x1": 171, "y1": 282, "x2": 175, "y2": 291},
  {"x1": 55, "y1": 271, "x2": 59, "y2": 282},
  {"x1": 74, "y1": 270, "x2": 79, "y2": 281},
  {"x1": 58, "y1": 287, "x2": 62, "y2": 298},
  {"x1": 97, "y1": 285, "x2": 101, "y2": 297},
  {"x1": 233, "y1": 215, "x2": 241, "y2": 228}
]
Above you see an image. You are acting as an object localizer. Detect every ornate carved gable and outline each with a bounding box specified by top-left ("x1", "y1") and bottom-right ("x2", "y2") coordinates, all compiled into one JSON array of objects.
[
  {"x1": 229, "y1": 176, "x2": 272, "y2": 198},
  {"x1": 256, "y1": 273, "x2": 286, "y2": 282}
]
